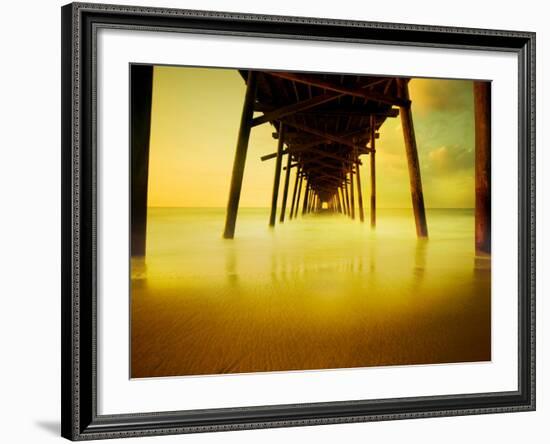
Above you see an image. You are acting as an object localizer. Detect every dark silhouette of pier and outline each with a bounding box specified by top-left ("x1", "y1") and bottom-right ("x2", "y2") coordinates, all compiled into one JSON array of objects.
[{"x1": 130, "y1": 66, "x2": 491, "y2": 257}]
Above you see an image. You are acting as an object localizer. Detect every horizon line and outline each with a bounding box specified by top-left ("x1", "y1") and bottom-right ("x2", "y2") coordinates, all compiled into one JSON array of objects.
[{"x1": 146, "y1": 206, "x2": 476, "y2": 210}]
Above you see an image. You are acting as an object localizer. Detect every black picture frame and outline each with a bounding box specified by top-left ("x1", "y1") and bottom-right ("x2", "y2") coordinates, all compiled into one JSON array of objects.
[{"x1": 61, "y1": 2, "x2": 536, "y2": 440}]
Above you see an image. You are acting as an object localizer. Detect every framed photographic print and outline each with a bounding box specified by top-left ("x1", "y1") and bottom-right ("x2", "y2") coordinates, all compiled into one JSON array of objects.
[{"x1": 61, "y1": 2, "x2": 536, "y2": 440}]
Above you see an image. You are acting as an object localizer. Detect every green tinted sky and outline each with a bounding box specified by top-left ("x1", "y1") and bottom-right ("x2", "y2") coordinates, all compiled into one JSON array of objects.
[{"x1": 147, "y1": 66, "x2": 475, "y2": 208}]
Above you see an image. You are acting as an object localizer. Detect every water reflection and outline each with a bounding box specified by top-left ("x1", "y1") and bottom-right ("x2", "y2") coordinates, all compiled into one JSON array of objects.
[
  {"x1": 131, "y1": 208, "x2": 491, "y2": 378},
  {"x1": 131, "y1": 256, "x2": 147, "y2": 280},
  {"x1": 224, "y1": 243, "x2": 239, "y2": 286},
  {"x1": 413, "y1": 238, "x2": 428, "y2": 286}
]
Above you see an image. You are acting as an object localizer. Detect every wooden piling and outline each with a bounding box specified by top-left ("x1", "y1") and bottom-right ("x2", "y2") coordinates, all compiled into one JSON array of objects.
[
  {"x1": 340, "y1": 187, "x2": 347, "y2": 215},
  {"x1": 279, "y1": 126, "x2": 291, "y2": 223},
  {"x1": 355, "y1": 152, "x2": 365, "y2": 222},
  {"x1": 289, "y1": 166, "x2": 300, "y2": 220},
  {"x1": 344, "y1": 179, "x2": 351, "y2": 218},
  {"x1": 269, "y1": 123, "x2": 286, "y2": 226},
  {"x1": 398, "y1": 78, "x2": 428, "y2": 238},
  {"x1": 474, "y1": 81, "x2": 491, "y2": 256},
  {"x1": 349, "y1": 168, "x2": 355, "y2": 220},
  {"x1": 302, "y1": 181, "x2": 310, "y2": 215},
  {"x1": 223, "y1": 71, "x2": 258, "y2": 239},
  {"x1": 370, "y1": 115, "x2": 377, "y2": 228},
  {"x1": 131, "y1": 65, "x2": 154, "y2": 257},
  {"x1": 294, "y1": 173, "x2": 304, "y2": 218},
  {"x1": 337, "y1": 191, "x2": 343, "y2": 213}
]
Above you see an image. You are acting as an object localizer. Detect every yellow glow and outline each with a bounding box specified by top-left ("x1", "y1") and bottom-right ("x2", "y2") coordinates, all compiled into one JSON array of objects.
[
  {"x1": 133, "y1": 68, "x2": 488, "y2": 378},
  {"x1": 132, "y1": 209, "x2": 490, "y2": 378},
  {"x1": 147, "y1": 67, "x2": 476, "y2": 209}
]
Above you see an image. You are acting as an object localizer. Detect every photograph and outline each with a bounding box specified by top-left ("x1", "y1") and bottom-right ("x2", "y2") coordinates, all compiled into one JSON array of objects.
[
  {"x1": 58, "y1": 2, "x2": 536, "y2": 440},
  {"x1": 130, "y1": 65, "x2": 492, "y2": 379}
]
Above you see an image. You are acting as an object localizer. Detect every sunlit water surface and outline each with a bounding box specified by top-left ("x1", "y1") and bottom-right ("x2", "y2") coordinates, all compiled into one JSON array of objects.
[{"x1": 131, "y1": 208, "x2": 490, "y2": 378}]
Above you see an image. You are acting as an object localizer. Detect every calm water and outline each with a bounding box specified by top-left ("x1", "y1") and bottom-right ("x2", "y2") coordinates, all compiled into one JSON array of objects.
[{"x1": 131, "y1": 208, "x2": 490, "y2": 378}]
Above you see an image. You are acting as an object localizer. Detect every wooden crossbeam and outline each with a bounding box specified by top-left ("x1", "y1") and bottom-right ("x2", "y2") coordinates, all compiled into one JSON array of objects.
[
  {"x1": 301, "y1": 163, "x2": 344, "y2": 175},
  {"x1": 312, "y1": 184, "x2": 340, "y2": 194},
  {"x1": 252, "y1": 92, "x2": 342, "y2": 127},
  {"x1": 253, "y1": 79, "x2": 398, "y2": 127},
  {"x1": 314, "y1": 172, "x2": 347, "y2": 183},
  {"x1": 282, "y1": 119, "x2": 372, "y2": 153},
  {"x1": 288, "y1": 138, "x2": 330, "y2": 152},
  {"x1": 283, "y1": 163, "x2": 300, "y2": 170},
  {"x1": 294, "y1": 108, "x2": 399, "y2": 118},
  {"x1": 261, "y1": 149, "x2": 288, "y2": 162},
  {"x1": 273, "y1": 126, "x2": 379, "y2": 151},
  {"x1": 267, "y1": 72, "x2": 410, "y2": 107},
  {"x1": 261, "y1": 145, "x2": 316, "y2": 161},
  {"x1": 261, "y1": 140, "x2": 362, "y2": 163},
  {"x1": 295, "y1": 146, "x2": 361, "y2": 165},
  {"x1": 301, "y1": 159, "x2": 342, "y2": 171}
]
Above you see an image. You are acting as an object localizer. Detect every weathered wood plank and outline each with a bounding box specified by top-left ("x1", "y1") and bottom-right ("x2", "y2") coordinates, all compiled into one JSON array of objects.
[
  {"x1": 269, "y1": 123, "x2": 286, "y2": 227},
  {"x1": 289, "y1": 166, "x2": 301, "y2": 220},
  {"x1": 280, "y1": 126, "x2": 292, "y2": 223},
  {"x1": 223, "y1": 71, "x2": 258, "y2": 239},
  {"x1": 268, "y1": 71, "x2": 410, "y2": 107},
  {"x1": 252, "y1": 91, "x2": 342, "y2": 126},
  {"x1": 370, "y1": 115, "x2": 377, "y2": 228},
  {"x1": 283, "y1": 119, "x2": 372, "y2": 152},
  {"x1": 474, "y1": 81, "x2": 491, "y2": 256},
  {"x1": 131, "y1": 65, "x2": 154, "y2": 257},
  {"x1": 294, "y1": 174, "x2": 304, "y2": 218},
  {"x1": 355, "y1": 154, "x2": 365, "y2": 222},
  {"x1": 398, "y1": 78, "x2": 428, "y2": 238}
]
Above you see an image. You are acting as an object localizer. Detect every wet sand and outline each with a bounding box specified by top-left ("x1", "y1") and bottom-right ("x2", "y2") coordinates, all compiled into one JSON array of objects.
[{"x1": 131, "y1": 208, "x2": 490, "y2": 378}]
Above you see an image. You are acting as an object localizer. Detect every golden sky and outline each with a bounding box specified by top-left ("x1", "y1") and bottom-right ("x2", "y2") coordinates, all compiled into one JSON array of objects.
[{"x1": 147, "y1": 66, "x2": 475, "y2": 208}]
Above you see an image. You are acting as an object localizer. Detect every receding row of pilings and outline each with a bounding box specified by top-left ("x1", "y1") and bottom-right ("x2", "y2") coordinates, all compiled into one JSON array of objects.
[
  {"x1": 272, "y1": 146, "x2": 373, "y2": 224},
  {"x1": 220, "y1": 73, "x2": 430, "y2": 239},
  {"x1": 129, "y1": 67, "x2": 491, "y2": 259}
]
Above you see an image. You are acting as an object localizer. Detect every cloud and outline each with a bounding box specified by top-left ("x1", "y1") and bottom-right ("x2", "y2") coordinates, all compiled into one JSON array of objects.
[
  {"x1": 409, "y1": 79, "x2": 474, "y2": 115},
  {"x1": 426, "y1": 145, "x2": 473, "y2": 174}
]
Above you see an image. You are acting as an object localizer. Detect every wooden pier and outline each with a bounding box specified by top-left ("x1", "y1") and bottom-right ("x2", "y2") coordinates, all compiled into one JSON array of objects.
[
  {"x1": 223, "y1": 70, "x2": 429, "y2": 239},
  {"x1": 130, "y1": 67, "x2": 492, "y2": 257}
]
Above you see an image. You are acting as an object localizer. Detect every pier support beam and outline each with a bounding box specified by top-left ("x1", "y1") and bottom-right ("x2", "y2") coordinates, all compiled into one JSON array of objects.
[
  {"x1": 355, "y1": 153, "x2": 365, "y2": 222},
  {"x1": 370, "y1": 115, "x2": 377, "y2": 228},
  {"x1": 270, "y1": 123, "x2": 286, "y2": 226},
  {"x1": 294, "y1": 173, "x2": 304, "y2": 218},
  {"x1": 289, "y1": 166, "x2": 300, "y2": 220},
  {"x1": 344, "y1": 180, "x2": 351, "y2": 217},
  {"x1": 302, "y1": 181, "x2": 310, "y2": 215},
  {"x1": 131, "y1": 65, "x2": 153, "y2": 257},
  {"x1": 349, "y1": 168, "x2": 355, "y2": 220},
  {"x1": 279, "y1": 126, "x2": 291, "y2": 223},
  {"x1": 474, "y1": 81, "x2": 491, "y2": 256},
  {"x1": 223, "y1": 71, "x2": 258, "y2": 239},
  {"x1": 398, "y1": 78, "x2": 428, "y2": 238}
]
